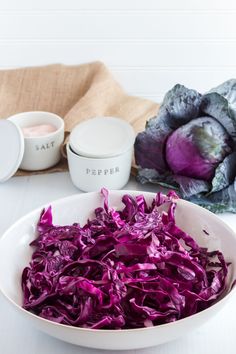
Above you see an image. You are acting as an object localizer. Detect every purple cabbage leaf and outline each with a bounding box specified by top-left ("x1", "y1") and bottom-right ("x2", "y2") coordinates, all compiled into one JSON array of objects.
[{"x1": 135, "y1": 80, "x2": 236, "y2": 213}]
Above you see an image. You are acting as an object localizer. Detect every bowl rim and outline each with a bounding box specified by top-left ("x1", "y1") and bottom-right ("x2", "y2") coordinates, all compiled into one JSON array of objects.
[{"x1": 0, "y1": 189, "x2": 236, "y2": 333}]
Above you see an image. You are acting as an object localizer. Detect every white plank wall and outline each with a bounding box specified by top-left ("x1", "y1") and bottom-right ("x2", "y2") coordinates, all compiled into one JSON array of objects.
[{"x1": 0, "y1": 0, "x2": 236, "y2": 102}]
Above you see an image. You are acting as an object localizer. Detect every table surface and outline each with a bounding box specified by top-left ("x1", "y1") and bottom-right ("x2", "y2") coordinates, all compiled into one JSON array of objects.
[{"x1": 0, "y1": 172, "x2": 236, "y2": 354}]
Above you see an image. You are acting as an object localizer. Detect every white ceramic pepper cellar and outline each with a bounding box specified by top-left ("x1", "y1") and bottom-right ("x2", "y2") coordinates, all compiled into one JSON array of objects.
[{"x1": 67, "y1": 117, "x2": 135, "y2": 192}]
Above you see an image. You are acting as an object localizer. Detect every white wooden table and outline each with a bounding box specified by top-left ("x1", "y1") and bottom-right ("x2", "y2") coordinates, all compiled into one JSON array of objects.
[{"x1": 0, "y1": 172, "x2": 235, "y2": 354}]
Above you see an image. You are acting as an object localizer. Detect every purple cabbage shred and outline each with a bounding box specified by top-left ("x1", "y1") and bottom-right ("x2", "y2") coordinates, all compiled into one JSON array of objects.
[{"x1": 21, "y1": 189, "x2": 228, "y2": 329}]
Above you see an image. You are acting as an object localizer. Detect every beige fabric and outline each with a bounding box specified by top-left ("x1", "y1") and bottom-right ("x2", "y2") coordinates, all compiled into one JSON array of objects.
[{"x1": 0, "y1": 62, "x2": 159, "y2": 176}]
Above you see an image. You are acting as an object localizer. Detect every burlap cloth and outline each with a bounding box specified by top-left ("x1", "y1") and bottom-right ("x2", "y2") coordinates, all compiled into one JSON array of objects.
[{"x1": 0, "y1": 62, "x2": 159, "y2": 176}]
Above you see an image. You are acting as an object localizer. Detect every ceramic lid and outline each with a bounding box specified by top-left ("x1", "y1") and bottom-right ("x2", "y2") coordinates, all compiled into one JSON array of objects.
[
  {"x1": 0, "y1": 120, "x2": 24, "y2": 182},
  {"x1": 69, "y1": 117, "x2": 135, "y2": 158}
]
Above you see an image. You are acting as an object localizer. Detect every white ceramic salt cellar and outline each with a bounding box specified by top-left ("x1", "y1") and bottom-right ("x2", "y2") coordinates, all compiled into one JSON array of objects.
[{"x1": 0, "y1": 111, "x2": 64, "y2": 182}]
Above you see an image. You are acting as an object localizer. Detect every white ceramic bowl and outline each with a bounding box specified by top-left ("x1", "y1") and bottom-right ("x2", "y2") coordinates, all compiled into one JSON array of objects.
[
  {"x1": 0, "y1": 191, "x2": 235, "y2": 350},
  {"x1": 8, "y1": 111, "x2": 64, "y2": 171}
]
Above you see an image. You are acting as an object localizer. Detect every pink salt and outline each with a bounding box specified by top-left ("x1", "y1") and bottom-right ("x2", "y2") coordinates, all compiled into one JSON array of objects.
[{"x1": 22, "y1": 124, "x2": 57, "y2": 138}]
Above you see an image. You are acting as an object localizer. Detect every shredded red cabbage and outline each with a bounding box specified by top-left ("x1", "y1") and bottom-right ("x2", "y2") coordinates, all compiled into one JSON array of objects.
[{"x1": 21, "y1": 189, "x2": 228, "y2": 329}]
